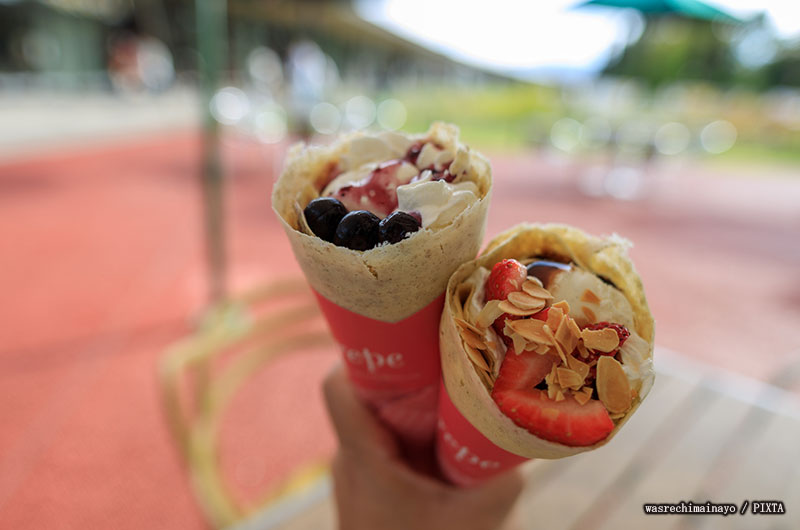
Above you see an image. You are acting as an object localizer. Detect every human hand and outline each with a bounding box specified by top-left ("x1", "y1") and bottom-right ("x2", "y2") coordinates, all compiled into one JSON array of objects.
[{"x1": 323, "y1": 363, "x2": 524, "y2": 530}]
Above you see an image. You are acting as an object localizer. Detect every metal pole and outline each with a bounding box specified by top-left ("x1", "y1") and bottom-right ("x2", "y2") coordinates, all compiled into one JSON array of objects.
[{"x1": 197, "y1": 0, "x2": 228, "y2": 304}]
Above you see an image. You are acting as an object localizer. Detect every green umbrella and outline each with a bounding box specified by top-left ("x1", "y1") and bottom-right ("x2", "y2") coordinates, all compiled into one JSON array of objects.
[{"x1": 579, "y1": 0, "x2": 740, "y2": 22}]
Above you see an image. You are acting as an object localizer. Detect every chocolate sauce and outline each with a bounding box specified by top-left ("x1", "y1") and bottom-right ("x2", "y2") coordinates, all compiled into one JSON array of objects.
[{"x1": 526, "y1": 260, "x2": 572, "y2": 288}]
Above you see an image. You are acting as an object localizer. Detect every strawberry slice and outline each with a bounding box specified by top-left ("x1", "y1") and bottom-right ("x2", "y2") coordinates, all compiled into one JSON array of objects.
[
  {"x1": 493, "y1": 389, "x2": 613, "y2": 446},
  {"x1": 485, "y1": 259, "x2": 528, "y2": 337},
  {"x1": 485, "y1": 259, "x2": 528, "y2": 301},
  {"x1": 492, "y1": 346, "x2": 554, "y2": 394}
]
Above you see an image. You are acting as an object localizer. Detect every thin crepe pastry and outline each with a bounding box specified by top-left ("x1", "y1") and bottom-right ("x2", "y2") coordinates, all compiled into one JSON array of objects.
[{"x1": 440, "y1": 223, "x2": 655, "y2": 459}]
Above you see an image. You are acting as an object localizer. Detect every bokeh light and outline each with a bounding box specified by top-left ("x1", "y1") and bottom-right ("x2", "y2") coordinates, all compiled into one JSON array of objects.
[
  {"x1": 344, "y1": 95, "x2": 376, "y2": 130},
  {"x1": 700, "y1": 120, "x2": 737, "y2": 154},
  {"x1": 654, "y1": 122, "x2": 691, "y2": 155},
  {"x1": 309, "y1": 102, "x2": 341, "y2": 135},
  {"x1": 376, "y1": 98, "x2": 407, "y2": 130},
  {"x1": 210, "y1": 87, "x2": 250, "y2": 125}
]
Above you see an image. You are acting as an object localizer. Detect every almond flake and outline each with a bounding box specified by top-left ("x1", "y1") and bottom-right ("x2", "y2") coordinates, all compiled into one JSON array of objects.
[
  {"x1": 457, "y1": 327, "x2": 486, "y2": 351},
  {"x1": 454, "y1": 317, "x2": 483, "y2": 336},
  {"x1": 508, "y1": 318, "x2": 550, "y2": 344},
  {"x1": 566, "y1": 356, "x2": 590, "y2": 381},
  {"x1": 577, "y1": 342, "x2": 591, "y2": 359},
  {"x1": 582, "y1": 306, "x2": 597, "y2": 323},
  {"x1": 581, "y1": 328, "x2": 620, "y2": 352},
  {"x1": 555, "y1": 316, "x2": 579, "y2": 354},
  {"x1": 574, "y1": 391, "x2": 592, "y2": 405},
  {"x1": 544, "y1": 325, "x2": 568, "y2": 365},
  {"x1": 475, "y1": 300, "x2": 504, "y2": 329},
  {"x1": 465, "y1": 344, "x2": 490, "y2": 371},
  {"x1": 581, "y1": 386, "x2": 594, "y2": 398},
  {"x1": 535, "y1": 343, "x2": 551, "y2": 355},
  {"x1": 476, "y1": 366, "x2": 494, "y2": 389},
  {"x1": 580, "y1": 289, "x2": 601, "y2": 304},
  {"x1": 552, "y1": 300, "x2": 570, "y2": 315},
  {"x1": 498, "y1": 299, "x2": 541, "y2": 316},
  {"x1": 596, "y1": 356, "x2": 632, "y2": 414},
  {"x1": 546, "y1": 306, "x2": 564, "y2": 331},
  {"x1": 557, "y1": 367, "x2": 583, "y2": 390},
  {"x1": 609, "y1": 412, "x2": 626, "y2": 420},
  {"x1": 555, "y1": 390, "x2": 566, "y2": 402},
  {"x1": 504, "y1": 319, "x2": 530, "y2": 354},
  {"x1": 523, "y1": 276, "x2": 543, "y2": 288},
  {"x1": 507, "y1": 291, "x2": 547, "y2": 311},
  {"x1": 521, "y1": 280, "x2": 553, "y2": 300},
  {"x1": 567, "y1": 318, "x2": 582, "y2": 342}
]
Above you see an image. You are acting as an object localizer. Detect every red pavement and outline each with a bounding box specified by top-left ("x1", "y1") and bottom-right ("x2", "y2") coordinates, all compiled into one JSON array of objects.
[{"x1": 1, "y1": 131, "x2": 799, "y2": 529}]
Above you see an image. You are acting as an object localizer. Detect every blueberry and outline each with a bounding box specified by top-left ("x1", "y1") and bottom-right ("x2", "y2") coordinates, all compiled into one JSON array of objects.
[
  {"x1": 334, "y1": 210, "x2": 380, "y2": 251},
  {"x1": 378, "y1": 211, "x2": 421, "y2": 244},
  {"x1": 304, "y1": 197, "x2": 348, "y2": 242}
]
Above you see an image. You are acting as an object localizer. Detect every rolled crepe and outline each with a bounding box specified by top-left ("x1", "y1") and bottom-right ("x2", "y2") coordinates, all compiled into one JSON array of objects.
[
  {"x1": 272, "y1": 123, "x2": 492, "y2": 445},
  {"x1": 272, "y1": 122, "x2": 492, "y2": 323},
  {"x1": 437, "y1": 223, "x2": 654, "y2": 483}
]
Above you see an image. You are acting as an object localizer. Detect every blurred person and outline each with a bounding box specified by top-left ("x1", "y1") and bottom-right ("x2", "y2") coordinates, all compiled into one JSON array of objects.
[
  {"x1": 324, "y1": 363, "x2": 524, "y2": 530},
  {"x1": 108, "y1": 32, "x2": 174, "y2": 94}
]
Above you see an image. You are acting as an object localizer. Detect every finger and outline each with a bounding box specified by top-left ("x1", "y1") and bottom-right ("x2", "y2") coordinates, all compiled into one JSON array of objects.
[{"x1": 323, "y1": 362, "x2": 399, "y2": 459}]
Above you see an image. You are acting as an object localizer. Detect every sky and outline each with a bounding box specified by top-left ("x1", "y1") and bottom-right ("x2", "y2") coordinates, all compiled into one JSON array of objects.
[{"x1": 356, "y1": 0, "x2": 800, "y2": 82}]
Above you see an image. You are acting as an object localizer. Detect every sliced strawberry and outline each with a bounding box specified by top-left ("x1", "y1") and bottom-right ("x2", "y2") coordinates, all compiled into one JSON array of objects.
[
  {"x1": 485, "y1": 259, "x2": 527, "y2": 337},
  {"x1": 492, "y1": 346, "x2": 554, "y2": 394},
  {"x1": 493, "y1": 389, "x2": 613, "y2": 446},
  {"x1": 485, "y1": 259, "x2": 528, "y2": 301}
]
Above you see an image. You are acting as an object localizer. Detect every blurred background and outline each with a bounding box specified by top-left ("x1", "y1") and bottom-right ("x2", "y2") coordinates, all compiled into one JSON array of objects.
[{"x1": 1, "y1": 0, "x2": 799, "y2": 528}]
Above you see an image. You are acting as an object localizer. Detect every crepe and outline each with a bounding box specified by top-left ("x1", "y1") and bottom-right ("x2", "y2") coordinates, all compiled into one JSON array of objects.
[
  {"x1": 439, "y1": 223, "x2": 655, "y2": 459},
  {"x1": 271, "y1": 122, "x2": 492, "y2": 323}
]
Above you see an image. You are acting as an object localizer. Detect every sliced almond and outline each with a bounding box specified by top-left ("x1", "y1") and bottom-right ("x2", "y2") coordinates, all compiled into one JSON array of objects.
[
  {"x1": 555, "y1": 316, "x2": 579, "y2": 355},
  {"x1": 457, "y1": 327, "x2": 486, "y2": 351},
  {"x1": 535, "y1": 343, "x2": 551, "y2": 355},
  {"x1": 552, "y1": 300, "x2": 570, "y2": 315},
  {"x1": 464, "y1": 343, "x2": 490, "y2": 372},
  {"x1": 546, "y1": 306, "x2": 564, "y2": 331},
  {"x1": 475, "y1": 300, "x2": 504, "y2": 329},
  {"x1": 544, "y1": 325, "x2": 568, "y2": 365},
  {"x1": 476, "y1": 366, "x2": 494, "y2": 389},
  {"x1": 581, "y1": 306, "x2": 597, "y2": 323},
  {"x1": 498, "y1": 299, "x2": 542, "y2": 317},
  {"x1": 508, "y1": 318, "x2": 550, "y2": 344},
  {"x1": 524, "y1": 276, "x2": 543, "y2": 288},
  {"x1": 567, "y1": 318, "x2": 582, "y2": 342},
  {"x1": 521, "y1": 280, "x2": 553, "y2": 300},
  {"x1": 596, "y1": 356, "x2": 632, "y2": 414},
  {"x1": 576, "y1": 342, "x2": 591, "y2": 359},
  {"x1": 557, "y1": 367, "x2": 583, "y2": 390},
  {"x1": 574, "y1": 391, "x2": 592, "y2": 405},
  {"x1": 566, "y1": 355, "x2": 590, "y2": 381},
  {"x1": 555, "y1": 390, "x2": 565, "y2": 402},
  {"x1": 507, "y1": 291, "x2": 548, "y2": 311},
  {"x1": 454, "y1": 317, "x2": 483, "y2": 336},
  {"x1": 580, "y1": 289, "x2": 601, "y2": 304},
  {"x1": 581, "y1": 328, "x2": 620, "y2": 352}
]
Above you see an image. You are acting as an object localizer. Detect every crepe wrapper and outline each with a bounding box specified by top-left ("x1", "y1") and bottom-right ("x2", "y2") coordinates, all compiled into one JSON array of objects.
[
  {"x1": 437, "y1": 223, "x2": 655, "y2": 485},
  {"x1": 272, "y1": 123, "x2": 492, "y2": 445}
]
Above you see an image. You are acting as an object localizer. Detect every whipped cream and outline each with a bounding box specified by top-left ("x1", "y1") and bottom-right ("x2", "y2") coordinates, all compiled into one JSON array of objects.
[
  {"x1": 397, "y1": 177, "x2": 479, "y2": 229},
  {"x1": 322, "y1": 129, "x2": 479, "y2": 226}
]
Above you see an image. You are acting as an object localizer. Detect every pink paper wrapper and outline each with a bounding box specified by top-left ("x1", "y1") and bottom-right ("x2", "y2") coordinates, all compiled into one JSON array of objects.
[
  {"x1": 313, "y1": 290, "x2": 444, "y2": 446},
  {"x1": 436, "y1": 380, "x2": 528, "y2": 487}
]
